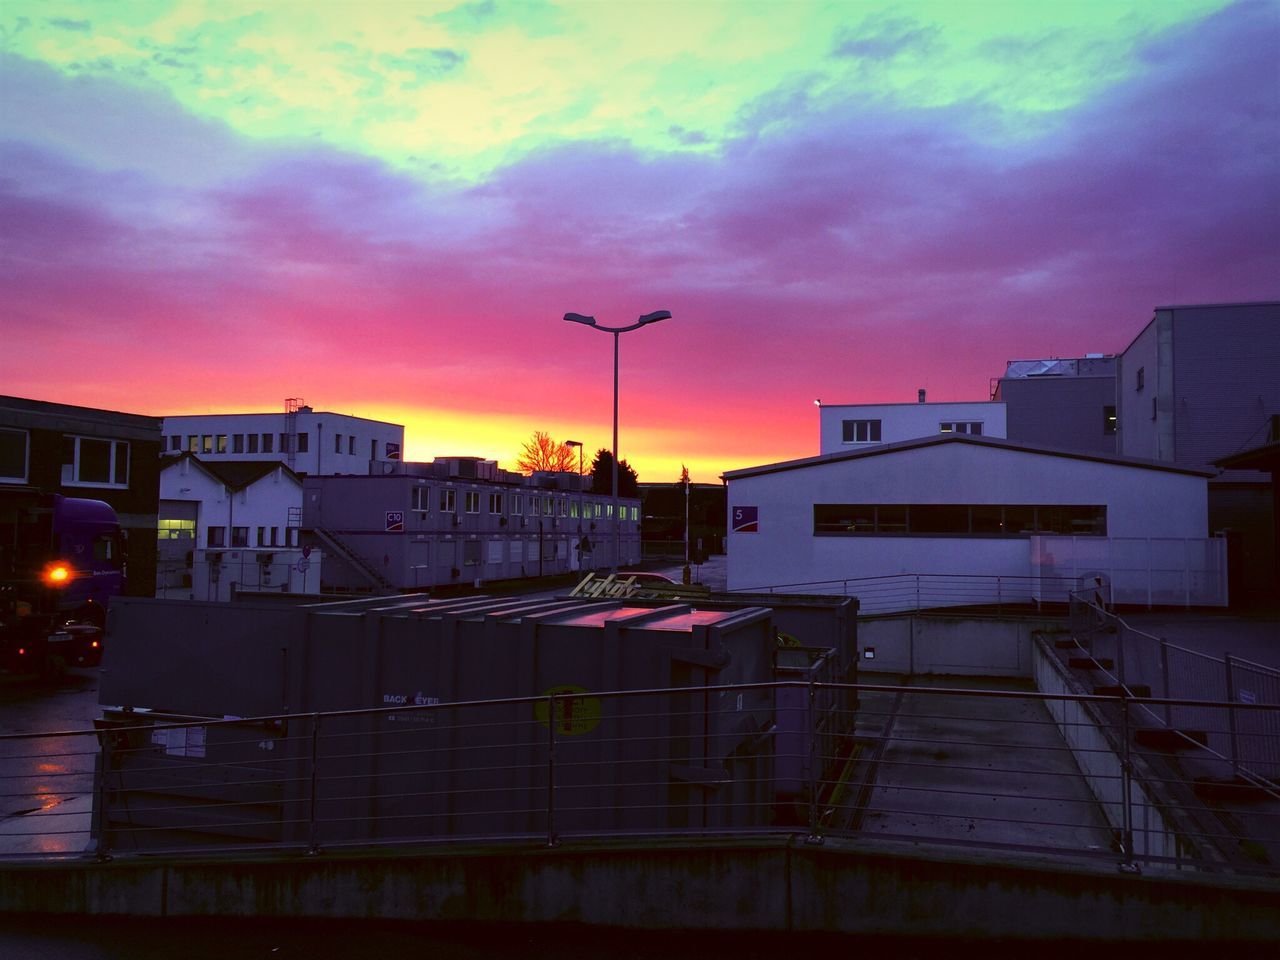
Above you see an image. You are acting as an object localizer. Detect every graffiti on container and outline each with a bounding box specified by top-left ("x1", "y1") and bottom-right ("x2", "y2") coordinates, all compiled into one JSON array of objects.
[
  {"x1": 383, "y1": 691, "x2": 441, "y2": 725},
  {"x1": 535, "y1": 685, "x2": 602, "y2": 736}
]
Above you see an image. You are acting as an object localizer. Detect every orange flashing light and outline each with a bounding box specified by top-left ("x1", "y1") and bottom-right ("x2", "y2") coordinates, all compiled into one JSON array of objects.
[{"x1": 43, "y1": 563, "x2": 72, "y2": 586}]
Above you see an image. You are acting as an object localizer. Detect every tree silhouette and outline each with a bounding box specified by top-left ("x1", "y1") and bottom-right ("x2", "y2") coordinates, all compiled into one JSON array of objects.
[
  {"x1": 590, "y1": 448, "x2": 640, "y2": 497},
  {"x1": 516, "y1": 431, "x2": 579, "y2": 474}
]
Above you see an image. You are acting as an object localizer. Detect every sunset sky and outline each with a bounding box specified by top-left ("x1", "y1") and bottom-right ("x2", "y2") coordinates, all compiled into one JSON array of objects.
[{"x1": 2, "y1": 1, "x2": 1277, "y2": 482}]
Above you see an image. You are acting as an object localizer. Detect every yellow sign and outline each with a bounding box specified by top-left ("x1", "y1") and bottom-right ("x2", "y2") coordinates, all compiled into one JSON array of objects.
[{"x1": 535, "y1": 685, "x2": 602, "y2": 736}]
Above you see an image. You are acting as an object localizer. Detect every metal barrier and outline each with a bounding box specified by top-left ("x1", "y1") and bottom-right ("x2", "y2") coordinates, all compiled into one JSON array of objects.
[
  {"x1": 1068, "y1": 590, "x2": 1280, "y2": 788},
  {"x1": 734, "y1": 573, "x2": 1080, "y2": 616},
  {"x1": 3, "y1": 681, "x2": 1278, "y2": 876}
]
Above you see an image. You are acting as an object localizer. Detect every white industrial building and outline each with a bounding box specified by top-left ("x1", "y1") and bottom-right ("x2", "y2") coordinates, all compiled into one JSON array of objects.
[
  {"x1": 818, "y1": 393, "x2": 1006, "y2": 455},
  {"x1": 158, "y1": 454, "x2": 321, "y2": 600},
  {"x1": 161, "y1": 401, "x2": 404, "y2": 477},
  {"x1": 724, "y1": 435, "x2": 1222, "y2": 610}
]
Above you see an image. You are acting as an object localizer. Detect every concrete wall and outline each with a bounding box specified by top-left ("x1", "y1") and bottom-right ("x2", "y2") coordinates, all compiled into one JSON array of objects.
[
  {"x1": 726, "y1": 441, "x2": 1209, "y2": 591},
  {"x1": 2, "y1": 838, "x2": 1276, "y2": 940},
  {"x1": 819, "y1": 401, "x2": 1006, "y2": 454},
  {"x1": 857, "y1": 615, "x2": 1059, "y2": 677}
]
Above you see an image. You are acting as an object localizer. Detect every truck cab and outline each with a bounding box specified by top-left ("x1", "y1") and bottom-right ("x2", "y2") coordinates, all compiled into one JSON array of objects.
[{"x1": 1, "y1": 493, "x2": 125, "y2": 672}]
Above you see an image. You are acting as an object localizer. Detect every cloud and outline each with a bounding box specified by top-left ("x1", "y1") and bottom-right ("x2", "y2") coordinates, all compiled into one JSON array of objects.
[
  {"x1": 1, "y1": 0, "x2": 1276, "y2": 475},
  {"x1": 833, "y1": 15, "x2": 938, "y2": 61}
]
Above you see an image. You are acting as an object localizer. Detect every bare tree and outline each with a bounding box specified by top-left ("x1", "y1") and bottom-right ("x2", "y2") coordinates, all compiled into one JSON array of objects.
[{"x1": 516, "y1": 431, "x2": 578, "y2": 474}]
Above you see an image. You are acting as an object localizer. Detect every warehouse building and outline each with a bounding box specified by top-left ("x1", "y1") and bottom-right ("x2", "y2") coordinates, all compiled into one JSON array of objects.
[{"x1": 724, "y1": 434, "x2": 1221, "y2": 608}]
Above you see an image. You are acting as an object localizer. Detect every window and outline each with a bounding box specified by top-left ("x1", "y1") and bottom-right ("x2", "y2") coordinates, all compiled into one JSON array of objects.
[
  {"x1": 412, "y1": 485, "x2": 430, "y2": 513},
  {"x1": 231, "y1": 526, "x2": 249, "y2": 547},
  {"x1": 168, "y1": 435, "x2": 181, "y2": 451},
  {"x1": 201, "y1": 435, "x2": 213, "y2": 454},
  {"x1": 940, "y1": 422, "x2": 983, "y2": 435},
  {"x1": 248, "y1": 434, "x2": 259, "y2": 454},
  {"x1": 439, "y1": 488, "x2": 456, "y2": 512},
  {"x1": 157, "y1": 518, "x2": 196, "y2": 540},
  {"x1": 0, "y1": 428, "x2": 29, "y2": 483},
  {"x1": 61, "y1": 435, "x2": 129, "y2": 487},
  {"x1": 207, "y1": 526, "x2": 226, "y2": 548},
  {"x1": 558, "y1": 499, "x2": 567, "y2": 517},
  {"x1": 280, "y1": 433, "x2": 290, "y2": 453},
  {"x1": 187, "y1": 435, "x2": 198, "y2": 453},
  {"x1": 216, "y1": 435, "x2": 227, "y2": 454},
  {"x1": 348, "y1": 436, "x2": 355, "y2": 456},
  {"x1": 594, "y1": 503, "x2": 603, "y2": 518},
  {"x1": 286, "y1": 528, "x2": 299, "y2": 548},
  {"x1": 1151, "y1": 398, "x2": 1157, "y2": 420},
  {"x1": 813, "y1": 503, "x2": 1107, "y2": 537},
  {"x1": 488, "y1": 492, "x2": 503, "y2": 514},
  {"x1": 570, "y1": 500, "x2": 580, "y2": 518},
  {"x1": 370, "y1": 439, "x2": 376, "y2": 461},
  {"x1": 465, "y1": 491, "x2": 481, "y2": 513},
  {"x1": 463, "y1": 540, "x2": 482, "y2": 566},
  {"x1": 335, "y1": 433, "x2": 342, "y2": 454},
  {"x1": 510, "y1": 494, "x2": 523, "y2": 515},
  {"x1": 270, "y1": 527, "x2": 280, "y2": 546},
  {"x1": 262, "y1": 433, "x2": 274, "y2": 453},
  {"x1": 529, "y1": 496, "x2": 540, "y2": 515},
  {"x1": 257, "y1": 526, "x2": 267, "y2": 546},
  {"x1": 1103, "y1": 406, "x2": 1117, "y2": 435},
  {"x1": 631, "y1": 506, "x2": 640, "y2": 521},
  {"x1": 386, "y1": 441, "x2": 401, "y2": 461},
  {"x1": 233, "y1": 434, "x2": 245, "y2": 453},
  {"x1": 841, "y1": 419, "x2": 882, "y2": 443},
  {"x1": 543, "y1": 497, "x2": 553, "y2": 516},
  {"x1": 297, "y1": 432, "x2": 309, "y2": 453},
  {"x1": 1136, "y1": 367, "x2": 1145, "y2": 391}
]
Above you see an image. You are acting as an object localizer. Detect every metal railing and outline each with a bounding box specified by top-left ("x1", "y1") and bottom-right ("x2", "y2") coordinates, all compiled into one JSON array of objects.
[
  {"x1": 733, "y1": 573, "x2": 1080, "y2": 616},
  {"x1": 1068, "y1": 590, "x2": 1280, "y2": 788},
  {"x1": 3, "y1": 681, "x2": 1278, "y2": 876}
]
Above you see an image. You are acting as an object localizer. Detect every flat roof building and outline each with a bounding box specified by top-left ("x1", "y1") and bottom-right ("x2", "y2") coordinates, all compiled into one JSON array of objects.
[
  {"x1": 1, "y1": 395, "x2": 163, "y2": 596},
  {"x1": 818, "y1": 391, "x2": 1006, "y2": 455},
  {"x1": 161, "y1": 401, "x2": 404, "y2": 477},
  {"x1": 1116, "y1": 302, "x2": 1280, "y2": 606},
  {"x1": 994, "y1": 355, "x2": 1118, "y2": 455}
]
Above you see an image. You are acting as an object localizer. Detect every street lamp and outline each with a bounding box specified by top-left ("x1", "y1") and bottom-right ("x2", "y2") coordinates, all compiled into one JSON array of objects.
[
  {"x1": 564, "y1": 309, "x2": 671, "y2": 573},
  {"x1": 564, "y1": 440, "x2": 583, "y2": 478}
]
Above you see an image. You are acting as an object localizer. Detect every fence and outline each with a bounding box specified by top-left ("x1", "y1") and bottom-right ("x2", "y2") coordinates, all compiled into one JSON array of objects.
[
  {"x1": 1069, "y1": 590, "x2": 1280, "y2": 787},
  {"x1": 1033, "y1": 536, "x2": 1228, "y2": 607},
  {"x1": 734, "y1": 573, "x2": 1082, "y2": 616},
  {"x1": 156, "y1": 550, "x2": 322, "y2": 601},
  {"x1": 3, "y1": 681, "x2": 1277, "y2": 876}
]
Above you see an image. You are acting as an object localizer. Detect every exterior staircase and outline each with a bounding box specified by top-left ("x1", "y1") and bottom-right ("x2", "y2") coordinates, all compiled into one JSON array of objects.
[{"x1": 312, "y1": 527, "x2": 397, "y2": 595}]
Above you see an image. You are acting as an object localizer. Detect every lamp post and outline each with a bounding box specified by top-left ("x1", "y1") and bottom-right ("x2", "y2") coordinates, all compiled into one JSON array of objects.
[
  {"x1": 564, "y1": 310, "x2": 671, "y2": 573},
  {"x1": 565, "y1": 440, "x2": 583, "y2": 478}
]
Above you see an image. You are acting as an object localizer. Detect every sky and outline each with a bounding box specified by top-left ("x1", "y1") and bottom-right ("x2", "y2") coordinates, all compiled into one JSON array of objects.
[{"x1": 2, "y1": 1, "x2": 1277, "y2": 483}]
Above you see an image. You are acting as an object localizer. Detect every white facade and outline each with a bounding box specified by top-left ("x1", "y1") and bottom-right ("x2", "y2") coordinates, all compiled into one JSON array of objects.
[
  {"x1": 724, "y1": 436, "x2": 1215, "y2": 606},
  {"x1": 158, "y1": 454, "x2": 307, "y2": 598},
  {"x1": 818, "y1": 400, "x2": 1006, "y2": 455},
  {"x1": 161, "y1": 408, "x2": 404, "y2": 476}
]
